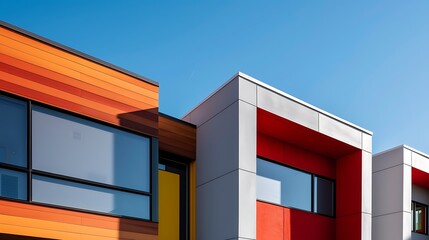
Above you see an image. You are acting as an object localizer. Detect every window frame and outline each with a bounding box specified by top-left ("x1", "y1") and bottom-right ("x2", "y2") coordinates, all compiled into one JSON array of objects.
[
  {"x1": 256, "y1": 156, "x2": 336, "y2": 218},
  {"x1": 412, "y1": 201, "x2": 428, "y2": 235},
  {"x1": 0, "y1": 92, "x2": 157, "y2": 222}
]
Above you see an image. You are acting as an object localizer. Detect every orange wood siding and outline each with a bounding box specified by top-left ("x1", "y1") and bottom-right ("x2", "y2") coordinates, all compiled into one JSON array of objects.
[
  {"x1": 0, "y1": 25, "x2": 158, "y2": 137},
  {"x1": 159, "y1": 114, "x2": 196, "y2": 159},
  {"x1": 0, "y1": 199, "x2": 157, "y2": 240}
]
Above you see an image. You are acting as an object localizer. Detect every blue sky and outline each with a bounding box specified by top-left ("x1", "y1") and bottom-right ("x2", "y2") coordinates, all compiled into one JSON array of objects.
[{"x1": 1, "y1": 0, "x2": 429, "y2": 154}]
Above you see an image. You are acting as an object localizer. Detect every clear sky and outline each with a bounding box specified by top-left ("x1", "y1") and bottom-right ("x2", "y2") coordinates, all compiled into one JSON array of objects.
[{"x1": 1, "y1": 0, "x2": 429, "y2": 154}]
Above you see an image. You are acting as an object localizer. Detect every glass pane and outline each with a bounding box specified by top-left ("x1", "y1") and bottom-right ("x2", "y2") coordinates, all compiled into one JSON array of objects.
[
  {"x1": 257, "y1": 158, "x2": 311, "y2": 211},
  {"x1": 314, "y1": 177, "x2": 334, "y2": 216},
  {"x1": 0, "y1": 96, "x2": 27, "y2": 167},
  {"x1": 415, "y1": 203, "x2": 427, "y2": 234},
  {"x1": 0, "y1": 168, "x2": 27, "y2": 200},
  {"x1": 32, "y1": 175, "x2": 150, "y2": 219},
  {"x1": 32, "y1": 106, "x2": 150, "y2": 192}
]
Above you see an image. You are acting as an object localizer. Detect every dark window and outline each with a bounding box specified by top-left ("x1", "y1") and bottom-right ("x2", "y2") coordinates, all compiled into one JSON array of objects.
[
  {"x1": 32, "y1": 106, "x2": 150, "y2": 192},
  {"x1": 412, "y1": 201, "x2": 428, "y2": 235},
  {"x1": 0, "y1": 168, "x2": 27, "y2": 200},
  {"x1": 0, "y1": 96, "x2": 27, "y2": 167},
  {"x1": 32, "y1": 174, "x2": 150, "y2": 219},
  {"x1": 256, "y1": 157, "x2": 335, "y2": 217},
  {"x1": 0, "y1": 94, "x2": 154, "y2": 220},
  {"x1": 314, "y1": 176, "x2": 335, "y2": 216}
]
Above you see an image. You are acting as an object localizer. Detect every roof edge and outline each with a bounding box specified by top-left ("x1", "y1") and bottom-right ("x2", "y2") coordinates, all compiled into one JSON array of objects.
[
  {"x1": 237, "y1": 72, "x2": 372, "y2": 135},
  {"x1": 183, "y1": 71, "x2": 372, "y2": 135},
  {"x1": 160, "y1": 112, "x2": 196, "y2": 128},
  {"x1": 374, "y1": 144, "x2": 429, "y2": 159},
  {"x1": 0, "y1": 20, "x2": 159, "y2": 87}
]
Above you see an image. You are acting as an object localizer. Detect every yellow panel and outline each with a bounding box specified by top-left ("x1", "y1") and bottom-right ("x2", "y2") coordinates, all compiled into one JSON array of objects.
[
  {"x1": 158, "y1": 170, "x2": 180, "y2": 240},
  {"x1": 189, "y1": 161, "x2": 196, "y2": 240}
]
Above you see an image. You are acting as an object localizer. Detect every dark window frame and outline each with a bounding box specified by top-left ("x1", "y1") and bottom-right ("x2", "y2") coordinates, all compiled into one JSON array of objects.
[
  {"x1": 256, "y1": 156, "x2": 336, "y2": 218},
  {"x1": 0, "y1": 91, "x2": 157, "y2": 222},
  {"x1": 412, "y1": 201, "x2": 428, "y2": 235}
]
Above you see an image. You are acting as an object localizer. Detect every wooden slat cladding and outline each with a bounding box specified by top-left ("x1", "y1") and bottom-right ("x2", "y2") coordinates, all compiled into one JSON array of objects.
[
  {"x1": 0, "y1": 200, "x2": 157, "y2": 240},
  {"x1": 159, "y1": 114, "x2": 196, "y2": 160},
  {"x1": 0, "y1": 25, "x2": 158, "y2": 137}
]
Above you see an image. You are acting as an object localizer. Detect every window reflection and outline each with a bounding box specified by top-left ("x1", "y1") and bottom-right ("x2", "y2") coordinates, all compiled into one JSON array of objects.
[
  {"x1": 0, "y1": 96, "x2": 27, "y2": 167},
  {"x1": 257, "y1": 158, "x2": 335, "y2": 217},
  {"x1": 257, "y1": 158, "x2": 312, "y2": 211},
  {"x1": 0, "y1": 168, "x2": 27, "y2": 200},
  {"x1": 32, "y1": 106, "x2": 150, "y2": 192},
  {"x1": 32, "y1": 175, "x2": 150, "y2": 219}
]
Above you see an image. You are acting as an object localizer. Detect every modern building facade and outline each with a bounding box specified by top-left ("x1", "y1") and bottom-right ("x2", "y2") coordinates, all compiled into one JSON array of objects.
[
  {"x1": 183, "y1": 73, "x2": 373, "y2": 240},
  {"x1": 8, "y1": 20, "x2": 429, "y2": 240},
  {"x1": 0, "y1": 21, "x2": 196, "y2": 240},
  {"x1": 373, "y1": 145, "x2": 429, "y2": 240}
]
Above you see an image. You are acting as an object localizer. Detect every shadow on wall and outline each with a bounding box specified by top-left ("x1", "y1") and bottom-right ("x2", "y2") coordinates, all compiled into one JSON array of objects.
[
  {"x1": 0, "y1": 233, "x2": 57, "y2": 240},
  {"x1": 116, "y1": 109, "x2": 159, "y2": 240}
]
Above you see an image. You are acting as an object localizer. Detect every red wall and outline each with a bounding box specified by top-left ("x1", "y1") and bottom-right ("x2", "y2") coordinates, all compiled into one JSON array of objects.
[
  {"x1": 256, "y1": 109, "x2": 364, "y2": 240},
  {"x1": 257, "y1": 201, "x2": 335, "y2": 240},
  {"x1": 257, "y1": 133, "x2": 363, "y2": 240},
  {"x1": 257, "y1": 133, "x2": 336, "y2": 179},
  {"x1": 257, "y1": 133, "x2": 336, "y2": 239},
  {"x1": 335, "y1": 151, "x2": 362, "y2": 240}
]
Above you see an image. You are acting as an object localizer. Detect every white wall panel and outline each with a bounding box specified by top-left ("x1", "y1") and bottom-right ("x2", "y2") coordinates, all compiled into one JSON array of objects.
[
  {"x1": 373, "y1": 165, "x2": 404, "y2": 217},
  {"x1": 372, "y1": 212, "x2": 405, "y2": 240},
  {"x1": 411, "y1": 152, "x2": 429, "y2": 173},
  {"x1": 373, "y1": 147, "x2": 406, "y2": 172},
  {"x1": 195, "y1": 102, "x2": 239, "y2": 186},
  {"x1": 238, "y1": 77, "x2": 257, "y2": 106},
  {"x1": 238, "y1": 170, "x2": 256, "y2": 239},
  {"x1": 319, "y1": 114, "x2": 361, "y2": 149},
  {"x1": 362, "y1": 213, "x2": 372, "y2": 240},
  {"x1": 362, "y1": 133, "x2": 372, "y2": 153},
  {"x1": 186, "y1": 77, "x2": 239, "y2": 127},
  {"x1": 362, "y1": 151, "x2": 372, "y2": 215},
  {"x1": 257, "y1": 86, "x2": 319, "y2": 131},
  {"x1": 238, "y1": 101, "x2": 256, "y2": 173},
  {"x1": 196, "y1": 171, "x2": 238, "y2": 240}
]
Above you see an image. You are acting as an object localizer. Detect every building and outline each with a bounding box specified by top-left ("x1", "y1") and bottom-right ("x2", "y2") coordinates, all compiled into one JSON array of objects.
[
  {"x1": 373, "y1": 145, "x2": 429, "y2": 240},
  {"x1": 0, "y1": 21, "x2": 375, "y2": 240},
  {"x1": 183, "y1": 73, "x2": 373, "y2": 240},
  {"x1": 0, "y1": 20, "x2": 196, "y2": 240}
]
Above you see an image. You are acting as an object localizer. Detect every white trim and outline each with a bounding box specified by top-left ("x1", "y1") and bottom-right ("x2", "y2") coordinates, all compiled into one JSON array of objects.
[
  {"x1": 183, "y1": 72, "x2": 373, "y2": 135},
  {"x1": 374, "y1": 144, "x2": 429, "y2": 160}
]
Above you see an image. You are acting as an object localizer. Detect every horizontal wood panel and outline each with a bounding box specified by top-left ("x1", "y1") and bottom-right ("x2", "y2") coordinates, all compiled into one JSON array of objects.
[
  {"x1": 0, "y1": 42, "x2": 158, "y2": 102},
  {"x1": 159, "y1": 117, "x2": 197, "y2": 139},
  {"x1": 0, "y1": 78, "x2": 158, "y2": 136},
  {"x1": 159, "y1": 115, "x2": 196, "y2": 159},
  {"x1": 0, "y1": 200, "x2": 157, "y2": 239},
  {"x1": 160, "y1": 143, "x2": 196, "y2": 160},
  {"x1": 0, "y1": 53, "x2": 158, "y2": 107},
  {"x1": 0, "y1": 26, "x2": 159, "y2": 137},
  {"x1": 0, "y1": 27, "x2": 158, "y2": 94}
]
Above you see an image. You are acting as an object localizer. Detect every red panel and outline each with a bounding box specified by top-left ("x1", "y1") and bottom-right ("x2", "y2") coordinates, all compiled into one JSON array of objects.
[
  {"x1": 257, "y1": 201, "x2": 284, "y2": 240},
  {"x1": 257, "y1": 134, "x2": 284, "y2": 162},
  {"x1": 412, "y1": 167, "x2": 429, "y2": 189},
  {"x1": 336, "y1": 213, "x2": 361, "y2": 240},
  {"x1": 336, "y1": 151, "x2": 362, "y2": 217},
  {"x1": 257, "y1": 134, "x2": 336, "y2": 179},
  {"x1": 257, "y1": 108, "x2": 358, "y2": 158},
  {"x1": 285, "y1": 207, "x2": 335, "y2": 240},
  {"x1": 257, "y1": 201, "x2": 335, "y2": 240}
]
